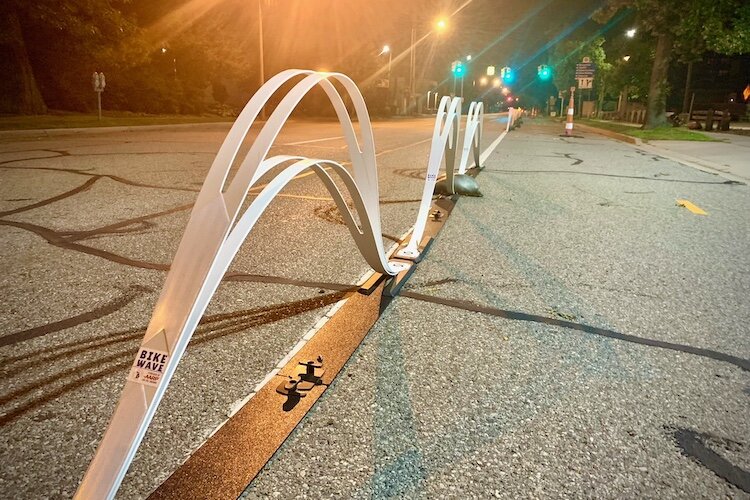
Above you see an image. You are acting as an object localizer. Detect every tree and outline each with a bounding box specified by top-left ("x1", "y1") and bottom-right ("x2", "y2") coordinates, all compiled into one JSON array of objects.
[
  {"x1": 552, "y1": 37, "x2": 612, "y2": 113},
  {"x1": 598, "y1": 0, "x2": 750, "y2": 128},
  {"x1": 0, "y1": 0, "x2": 138, "y2": 114}
]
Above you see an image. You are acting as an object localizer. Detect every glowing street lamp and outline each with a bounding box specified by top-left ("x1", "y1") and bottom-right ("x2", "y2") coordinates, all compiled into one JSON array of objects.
[
  {"x1": 623, "y1": 55, "x2": 631, "y2": 62},
  {"x1": 479, "y1": 76, "x2": 488, "y2": 86},
  {"x1": 626, "y1": 28, "x2": 637, "y2": 38},
  {"x1": 409, "y1": 18, "x2": 448, "y2": 107},
  {"x1": 380, "y1": 44, "x2": 392, "y2": 74}
]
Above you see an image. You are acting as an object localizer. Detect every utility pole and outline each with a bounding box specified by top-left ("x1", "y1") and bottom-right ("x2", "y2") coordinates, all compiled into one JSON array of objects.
[
  {"x1": 258, "y1": 0, "x2": 266, "y2": 120},
  {"x1": 409, "y1": 25, "x2": 416, "y2": 112}
]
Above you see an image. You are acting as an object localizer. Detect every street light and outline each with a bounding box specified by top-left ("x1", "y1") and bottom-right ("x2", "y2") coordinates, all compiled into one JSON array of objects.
[
  {"x1": 409, "y1": 17, "x2": 448, "y2": 110},
  {"x1": 380, "y1": 44, "x2": 392, "y2": 75},
  {"x1": 623, "y1": 55, "x2": 631, "y2": 62},
  {"x1": 626, "y1": 28, "x2": 637, "y2": 38}
]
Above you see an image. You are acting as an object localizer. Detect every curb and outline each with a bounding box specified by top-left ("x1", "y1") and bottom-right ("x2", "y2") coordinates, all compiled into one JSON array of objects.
[
  {"x1": 573, "y1": 123, "x2": 643, "y2": 145},
  {"x1": 560, "y1": 120, "x2": 746, "y2": 184}
]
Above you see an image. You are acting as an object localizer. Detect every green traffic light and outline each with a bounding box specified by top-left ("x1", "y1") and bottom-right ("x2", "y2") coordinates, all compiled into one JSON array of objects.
[
  {"x1": 537, "y1": 65, "x2": 552, "y2": 81},
  {"x1": 501, "y1": 66, "x2": 514, "y2": 84}
]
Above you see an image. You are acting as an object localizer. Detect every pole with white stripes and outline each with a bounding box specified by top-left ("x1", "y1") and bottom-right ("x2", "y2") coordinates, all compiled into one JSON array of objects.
[{"x1": 564, "y1": 86, "x2": 575, "y2": 136}]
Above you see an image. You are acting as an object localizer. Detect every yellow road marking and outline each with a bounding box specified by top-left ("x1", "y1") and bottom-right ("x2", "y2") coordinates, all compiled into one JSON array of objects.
[{"x1": 676, "y1": 199, "x2": 707, "y2": 215}]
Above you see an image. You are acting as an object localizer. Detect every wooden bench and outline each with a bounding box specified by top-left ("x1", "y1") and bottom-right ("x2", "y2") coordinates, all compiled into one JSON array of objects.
[{"x1": 690, "y1": 108, "x2": 731, "y2": 131}]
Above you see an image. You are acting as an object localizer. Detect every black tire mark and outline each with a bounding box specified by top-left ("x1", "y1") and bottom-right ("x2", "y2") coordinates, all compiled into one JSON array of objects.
[
  {"x1": 0, "y1": 285, "x2": 152, "y2": 348},
  {"x1": 671, "y1": 427, "x2": 750, "y2": 493},
  {"x1": 61, "y1": 203, "x2": 194, "y2": 242},
  {"x1": 0, "y1": 291, "x2": 347, "y2": 426},
  {"x1": 0, "y1": 219, "x2": 171, "y2": 271},
  {"x1": 0, "y1": 176, "x2": 102, "y2": 217},
  {"x1": 417, "y1": 277, "x2": 461, "y2": 288},
  {"x1": 393, "y1": 168, "x2": 426, "y2": 180},
  {"x1": 1, "y1": 279, "x2": 354, "y2": 372},
  {"x1": 563, "y1": 153, "x2": 583, "y2": 165},
  {"x1": 483, "y1": 169, "x2": 746, "y2": 185},
  {"x1": 401, "y1": 291, "x2": 750, "y2": 372},
  {"x1": 1, "y1": 164, "x2": 200, "y2": 193},
  {"x1": 223, "y1": 272, "x2": 358, "y2": 292}
]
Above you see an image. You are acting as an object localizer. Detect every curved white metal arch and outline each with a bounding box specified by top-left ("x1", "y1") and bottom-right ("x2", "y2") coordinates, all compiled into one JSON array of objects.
[
  {"x1": 75, "y1": 71, "x2": 485, "y2": 499},
  {"x1": 458, "y1": 101, "x2": 484, "y2": 175},
  {"x1": 396, "y1": 95, "x2": 463, "y2": 258}
]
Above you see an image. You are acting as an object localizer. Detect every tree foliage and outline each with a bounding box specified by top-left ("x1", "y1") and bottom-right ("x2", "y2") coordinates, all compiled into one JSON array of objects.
[{"x1": 598, "y1": 0, "x2": 750, "y2": 128}]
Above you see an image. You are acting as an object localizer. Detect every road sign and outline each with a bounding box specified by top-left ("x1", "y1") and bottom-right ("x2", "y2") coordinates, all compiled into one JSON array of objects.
[
  {"x1": 577, "y1": 77, "x2": 593, "y2": 89},
  {"x1": 91, "y1": 72, "x2": 106, "y2": 120},
  {"x1": 575, "y1": 63, "x2": 595, "y2": 77}
]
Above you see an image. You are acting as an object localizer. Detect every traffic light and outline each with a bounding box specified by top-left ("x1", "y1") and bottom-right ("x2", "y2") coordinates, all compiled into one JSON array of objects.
[
  {"x1": 500, "y1": 66, "x2": 514, "y2": 84},
  {"x1": 537, "y1": 64, "x2": 552, "y2": 81},
  {"x1": 453, "y1": 61, "x2": 465, "y2": 76}
]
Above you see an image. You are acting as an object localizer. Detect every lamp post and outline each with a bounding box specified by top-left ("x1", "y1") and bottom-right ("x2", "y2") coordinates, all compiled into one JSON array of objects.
[
  {"x1": 381, "y1": 45, "x2": 392, "y2": 83},
  {"x1": 408, "y1": 18, "x2": 447, "y2": 112},
  {"x1": 381, "y1": 45, "x2": 393, "y2": 112},
  {"x1": 258, "y1": 0, "x2": 266, "y2": 120}
]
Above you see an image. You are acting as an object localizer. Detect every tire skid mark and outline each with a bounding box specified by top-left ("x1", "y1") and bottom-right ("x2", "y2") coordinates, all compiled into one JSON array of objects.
[
  {"x1": 671, "y1": 427, "x2": 750, "y2": 493},
  {"x1": 0, "y1": 219, "x2": 171, "y2": 271},
  {"x1": 0, "y1": 292, "x2": 346, "y2": 427},
  {"x1": 222, "y1": 272, "x2": 358, "y2": 292},
  {"x1": 61, "y1": 203, "x2": 194, "y2": 242},
  {"x1": 0, "y1": 176, "x2": 102, "y2": 217},
  {"x1": 394, "y1": 168, "x2": 427, "y2": 180},
  {"x1": 401, "y1": 291, "x2": 750, "y2": 372},
  {"x1": 0, "y1": 285, "x2": 152, "y2": 349},
  {"x1": 1, "y1": 163, "x2": 200, "y2": 193}
]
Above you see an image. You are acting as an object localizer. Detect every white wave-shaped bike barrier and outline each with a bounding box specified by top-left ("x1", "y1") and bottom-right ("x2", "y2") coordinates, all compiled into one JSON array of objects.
[{"x1": 75, "y1": 69, "x2": 512, "y2": 499}]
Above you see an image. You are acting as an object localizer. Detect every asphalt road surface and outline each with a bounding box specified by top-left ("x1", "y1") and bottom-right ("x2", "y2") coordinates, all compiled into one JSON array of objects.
[
  {"x1": 0, "y1": 116, "x2": 505, "y2": 498},
  {"x1": 1, "y1": 117, "x2": 749, "y2": 499}
]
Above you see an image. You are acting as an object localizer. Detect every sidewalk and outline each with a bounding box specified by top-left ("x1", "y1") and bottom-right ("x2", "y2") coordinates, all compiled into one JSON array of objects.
[
  {"x1": 240, "y1": 120, "x2": 750, "y2": 498},
  {"x1": 644, "y1": 131, "x2": 750, "y2": 181}
]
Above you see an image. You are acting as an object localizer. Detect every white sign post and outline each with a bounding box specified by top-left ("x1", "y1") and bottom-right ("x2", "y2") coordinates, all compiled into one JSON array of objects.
[{"x1": 92, "y1": 72, "x2": 106, "y2": 120}]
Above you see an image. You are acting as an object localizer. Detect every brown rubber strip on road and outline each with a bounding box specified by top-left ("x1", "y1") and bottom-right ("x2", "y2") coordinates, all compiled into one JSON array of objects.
[
  {"x1": 149, "y1": 170, "x2": 473, "y2": 499},
  {"x1": 149, "y1": 285, "x2": 385, "y2": 500}
]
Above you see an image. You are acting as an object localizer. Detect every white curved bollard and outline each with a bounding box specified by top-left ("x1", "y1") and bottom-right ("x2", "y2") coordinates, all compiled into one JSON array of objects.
[
  {"x1": 457, "y1": 101, "x2": 484, "y2": 175},
  {"x1": 396, "y1": 95, "x2": 463, "y2": 259},
  {"x1": 74, "y1": 71, "x2": 488, "y2": 499}
]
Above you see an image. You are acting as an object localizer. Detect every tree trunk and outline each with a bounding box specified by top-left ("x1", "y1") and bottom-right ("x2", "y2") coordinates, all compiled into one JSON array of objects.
[
  {"x1": 0, "y1": 7, "x2": 47, "y2": 114},
  {"x1": 681, "y1": 61, "x2": 694, "y2": 114},
  {"x1": 643, "y1": 32, "x2": 673, "y2": 129}
]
